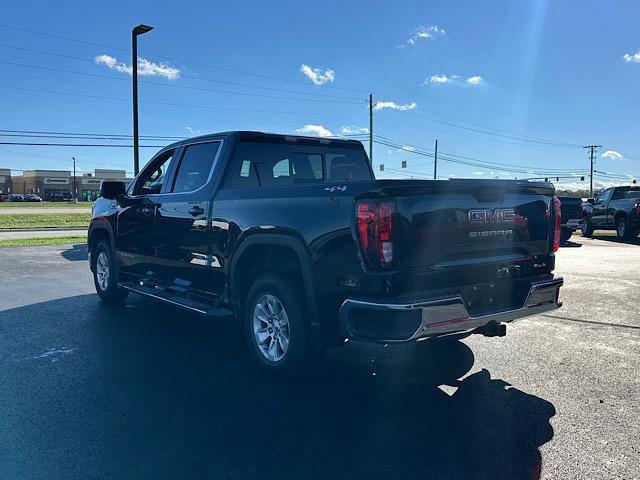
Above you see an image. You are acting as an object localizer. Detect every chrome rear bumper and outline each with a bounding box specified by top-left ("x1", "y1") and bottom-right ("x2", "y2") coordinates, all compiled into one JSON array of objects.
[{"x1": 339, "y1": 277, "x2": 563, "y2": 343}]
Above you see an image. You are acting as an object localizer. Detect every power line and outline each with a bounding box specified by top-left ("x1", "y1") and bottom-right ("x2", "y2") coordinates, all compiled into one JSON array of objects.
[
  {"x1": 0, "y1": 23, "x2": 367, "y2": 93},
  {"x1": 373, "y1": 136, "x2": 587, "y2": 176},
  {"x1": 0, "y1": 142, "x2": 165, "y2": 147},
  {"x1": 0, "y1": 128, "x2": 182, "y2": 140},
  {"x1": 0, "y1": 85, "x2": 364, "y2": 116},
  {"x1": 0, "y1": 61, "x2": 366, "y2": 105},
  {"x1": 401, "y1": 110, "x2": 582, "y2": 148},
  {"x1": 390, "y1": 117, "x2": 584, "y2": 150}
]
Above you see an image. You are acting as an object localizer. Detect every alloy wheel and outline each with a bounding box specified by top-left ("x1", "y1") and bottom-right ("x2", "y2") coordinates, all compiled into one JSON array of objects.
[
  {"x1": 252, "y1": 294, "x2": 290, "y2": 362},
  {"x1": 96, "y1": 251, "x2": 110, "y2": 291}
]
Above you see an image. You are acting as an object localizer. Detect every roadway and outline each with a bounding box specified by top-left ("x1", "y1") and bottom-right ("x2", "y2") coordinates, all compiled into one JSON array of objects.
[{"x1": 0, "y1": 236, "x2": 638, "y2": 479}]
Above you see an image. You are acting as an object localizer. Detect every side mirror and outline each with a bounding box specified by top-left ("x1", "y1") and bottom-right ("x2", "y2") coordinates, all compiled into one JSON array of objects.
[
  {"x1": 100, "y1": 181, "x2": 126, "y2": 200},
  {"x1": 586, "y1": 198, "x2": 595, "y2": 204}
]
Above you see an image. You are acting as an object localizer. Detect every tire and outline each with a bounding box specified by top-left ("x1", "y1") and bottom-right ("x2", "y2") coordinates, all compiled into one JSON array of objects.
[
  {"x1": 615, "y1": 216, "x2": 636, "y2": 240},
  {"x1": 93, "y1": 240, "x2": 128, "y2": 303},
  {"x1": 560, "y1": 227, "x2": 572, "y2": 244},
  {"x1": 581, "y1": 216, "x2": 594, "y2": 237},
  {"x1": 244, "y1": 274, "x2": 315, "y2": 381}
]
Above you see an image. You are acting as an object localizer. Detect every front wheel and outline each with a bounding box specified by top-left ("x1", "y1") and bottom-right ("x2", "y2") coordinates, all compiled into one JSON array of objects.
[
  {"x1": 244, "y1": 274, "x2": 316, "y2": 381},
  {"x1": 93, "y1": 240, "x2": 128, "y2": 303},
  {"x1": 581, "y1": 216, "x2": 594, "y2": 237}
]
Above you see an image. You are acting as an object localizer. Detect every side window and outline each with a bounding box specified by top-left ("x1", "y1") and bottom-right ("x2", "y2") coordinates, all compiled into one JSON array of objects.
[
  {"x1": 598, "y1": 189, "x2": 613, "y2": 203},
  {"x1": 326, "y1": 153, "x2": 372, "y2": 181},
  {"x1": 172, "y1": 142, "x2": 221, "y2": 193},
  {"x1": 272, "y1": 158, "x2": 291, "y2": 178},
  {"x1": 133, "y1": 149, "x2": 175, "y2": 195}
]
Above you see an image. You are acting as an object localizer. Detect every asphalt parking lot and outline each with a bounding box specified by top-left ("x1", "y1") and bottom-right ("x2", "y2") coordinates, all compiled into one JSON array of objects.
[{"x1": 1, "y1": 236, "x2": 638, "y2": 479}]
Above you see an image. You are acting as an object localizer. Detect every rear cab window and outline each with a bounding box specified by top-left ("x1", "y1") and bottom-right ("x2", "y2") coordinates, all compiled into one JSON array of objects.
[{"x1": 225, "y1": 139, "x2": 372, "y2": 188}]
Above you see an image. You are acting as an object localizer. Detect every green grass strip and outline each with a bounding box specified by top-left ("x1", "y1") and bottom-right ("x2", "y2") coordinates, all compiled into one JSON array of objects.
[
  {"x1": 0, "y1": 201, "x2": 91, "y2": 208},
  {"x1": 0, "y1": 236, "x2": 87, "y2": 247},
  {"x1": 0, "y1": 213, "x2": 90, "y2": 229}
]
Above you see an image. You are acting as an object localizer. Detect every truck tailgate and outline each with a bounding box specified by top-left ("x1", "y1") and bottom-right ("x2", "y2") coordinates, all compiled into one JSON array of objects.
[{"x1": 359, "y1": 180, "x2": 555, "y2": 272}]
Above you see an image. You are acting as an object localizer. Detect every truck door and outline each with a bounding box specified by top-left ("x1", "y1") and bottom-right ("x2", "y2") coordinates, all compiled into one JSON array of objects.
[
  {"x1": 116, "y1": 148, "x2": 177, "y2": 280},
  {"x1": 607, "y1": 188, "x2": 624, "y2": 225},
  {"x1": 153, "y1": 139, "x2": 225, "y2": 300},
  {"x1": 591, "y1": 188, "x2": 613, "y2": 227}
]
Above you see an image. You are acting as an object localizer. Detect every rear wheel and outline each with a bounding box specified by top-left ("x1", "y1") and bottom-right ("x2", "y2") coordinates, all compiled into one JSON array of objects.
[
  {"x1": 244, "y1": 274, "x2": 315, "y2": 381},
  {"x1": 581, "y1": 216, "x2": 594, "y2": 237},
  {"x1": 560, "y1": 227, "x2": 572, "y2": 243},
  {"x1": 616, "y1": 216, "x2": 636, "y2": 240},
  {"x1": 93, "y1": 240, "x2": 128, "y2": 303}
]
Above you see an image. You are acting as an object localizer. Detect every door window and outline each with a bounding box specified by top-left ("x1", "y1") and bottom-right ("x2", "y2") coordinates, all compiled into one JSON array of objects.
[
  {"x1": 133, "y1": 149, "x2": 176, "y2": 195},
  {"x1": 597, "y1": 189, "x2": 613, "y2": 204},
  {"x1": 172, "y1": 142, "x2": 221, "y2": 193}
]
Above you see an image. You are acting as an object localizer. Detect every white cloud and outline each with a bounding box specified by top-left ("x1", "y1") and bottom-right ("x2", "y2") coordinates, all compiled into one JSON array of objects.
[
  {"x1": 94, "y1": 54, "x2": 180, "y2": 80},
  {"x1": 601, "y1": 150, "x2": 623, "y2": 160},
  {"x1": 472, "y1": 171, "x2": 484, "y2": 175},
  {"x1": 428, "y1": 74, "x2": 455, "y2": 84},
  {"x1": 339, "y1": 125, "x2": 369, "y2": 135},
  {"x1": 398, "y1": 145, "x2": 416, "y2": 152},
  {"x1": 184, "y1": 126, "x2": 201, "y2": 136},
  {"x1": 373, "y1": 101, "x2": 417, "y2": 111},
  {"x1": 554, "y1": 180, "x2": 621, "y2": 192},
  {"x1": 424, "y1": 74, "x2": 484, "y2": 86},
  {"x1": 404, "y1": 25, "x2": 446, "y2": 46},
  {"x1": 296, "y1": 124, "x2": 333, "y2": 137},
  {"x1": 299, "y1": 64, "x2": 335, "y2": 85},
  {"x1": 466, "y1": 76, "x2": 484, "y2": 85},
  {"x1": 623, "y1": 50, "x2": 640, "y2": 63}
]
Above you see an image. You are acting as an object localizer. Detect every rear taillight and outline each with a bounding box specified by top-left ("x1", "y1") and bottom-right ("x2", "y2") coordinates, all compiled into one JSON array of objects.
[
  {"x1": 634, "y1": 201, "x2": 640, "y2": 217},
  {"x1": 553, "y1": 196, "x2": 561, "y2": 252},
  {"x1": 356, "y1": 199, "x2": 396, "y2": 269}
]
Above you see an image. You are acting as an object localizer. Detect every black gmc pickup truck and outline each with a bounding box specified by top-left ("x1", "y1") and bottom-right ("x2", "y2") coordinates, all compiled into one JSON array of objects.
[
  {"x1": 582, "y1": 186, "x2": 640, "y2": 240},
  {"x1": 88, "y1": 131, "x2": 563, "y2": 378}
]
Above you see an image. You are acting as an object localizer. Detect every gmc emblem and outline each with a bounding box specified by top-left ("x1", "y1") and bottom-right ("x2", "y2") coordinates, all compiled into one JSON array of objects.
[{"x1": 468, "y1": 208, "x2": 516, "y2": 223}]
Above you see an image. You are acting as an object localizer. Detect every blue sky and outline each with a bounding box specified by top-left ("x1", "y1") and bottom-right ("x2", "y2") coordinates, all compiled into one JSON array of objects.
[{"x1": 1, "y1": 0, "x2": 639, "y2": 189}]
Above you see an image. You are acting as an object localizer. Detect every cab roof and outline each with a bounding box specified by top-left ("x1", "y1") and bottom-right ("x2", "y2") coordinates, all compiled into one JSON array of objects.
[{"x1": 164, "y1": 130, "x2": 364, "y2": 150}]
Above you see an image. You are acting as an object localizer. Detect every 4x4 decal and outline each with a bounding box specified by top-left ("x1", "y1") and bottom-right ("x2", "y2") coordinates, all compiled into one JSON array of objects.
[{"x1": 324, "y1": 185, "x2": 347, "y2": 193}]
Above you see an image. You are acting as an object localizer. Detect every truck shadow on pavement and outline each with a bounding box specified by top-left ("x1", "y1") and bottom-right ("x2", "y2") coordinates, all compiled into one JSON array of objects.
[
  {"x1": 0, "y1": 294, "x2": 556, "y2": 480},
  {"x1": 59, "y1": 243, "x2": 88, "y2": 262}
]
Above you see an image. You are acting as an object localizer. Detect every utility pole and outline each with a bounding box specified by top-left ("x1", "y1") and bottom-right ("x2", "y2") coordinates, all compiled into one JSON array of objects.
[
  {"x1": 132, "y1": 24, "x2": 154, "y2": 176},
  {"x1": 369, "y1": 93, "x2": 373, "y2": 164},
  {"x1": 433, "y1": 139, "x2": 438, "y2": 180},
  {"x1": 583, "y1": 145, "x2": 602, "y2": 198},
  {"x1": 72, "y1": 156, "x2": 77, "y2": 202}
]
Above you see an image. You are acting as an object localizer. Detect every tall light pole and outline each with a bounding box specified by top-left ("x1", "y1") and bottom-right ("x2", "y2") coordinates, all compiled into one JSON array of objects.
[{"x1": 132, "y1": 24, "x2": 154, "y2": 176}]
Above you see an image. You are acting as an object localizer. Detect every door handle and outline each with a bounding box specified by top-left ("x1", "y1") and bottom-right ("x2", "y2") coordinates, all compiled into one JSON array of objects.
[
  {"x1": 189, "y1": 206, "x2": 205, "y2": 216},
  {"x1": 140, "y1": 206, "x2": 155, "y2": 215}
]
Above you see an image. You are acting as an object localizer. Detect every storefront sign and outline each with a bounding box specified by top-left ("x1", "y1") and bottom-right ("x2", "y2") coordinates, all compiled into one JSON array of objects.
[{"x1": 44, "y1": 177, "x2": 70, "y2": 184}]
